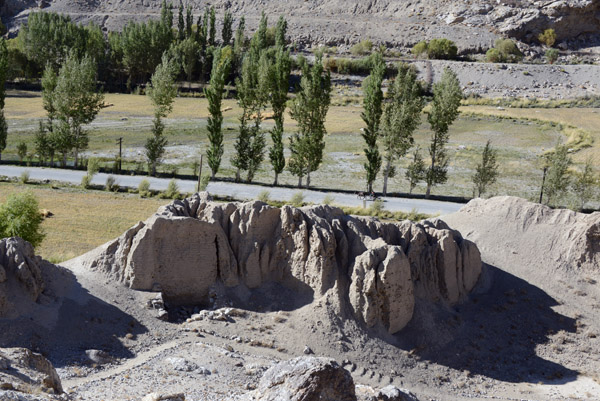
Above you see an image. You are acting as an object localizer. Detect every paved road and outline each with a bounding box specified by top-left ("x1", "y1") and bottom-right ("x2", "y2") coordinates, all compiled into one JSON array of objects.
[{"x1": 0, "y1": 165, "x2": 464, "y2": 216}]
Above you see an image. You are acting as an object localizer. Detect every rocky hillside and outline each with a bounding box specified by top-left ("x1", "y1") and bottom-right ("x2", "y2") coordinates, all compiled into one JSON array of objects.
[{"x1": 3, "y1": 0, "x2": 600, "y2": 52}]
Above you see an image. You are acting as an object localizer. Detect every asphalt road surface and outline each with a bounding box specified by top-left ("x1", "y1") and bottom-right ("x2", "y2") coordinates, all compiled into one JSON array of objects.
[{"x1": 0, "y1": 165, "x2": 464, "y2": 216}]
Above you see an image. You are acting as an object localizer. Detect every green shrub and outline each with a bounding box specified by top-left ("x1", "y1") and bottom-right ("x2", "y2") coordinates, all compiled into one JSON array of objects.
[
  {"x1": 257, "y1": 190, "x2": 270, "y2": 202},
  {"x1": 80, "y1": 174, "x2": 91, "y2": 189},
  {"x1": 485, "y1": 48, "x2": 502, "y2": 63},
  {"x1": 105, "y1": 175, "x2": 119, "y2": 192},
  {"x1": 19, "y1": 171, "x2": 30, "y2": 184},
  {"x1": 427, "y1": 39, "x2": 457, "y2": 60},
  {"x1": 412, "y1": 41, "x2": 428, "y2": 58},
  {"x1": 17, "y1": 142, "x2": 28, "y2": 163},
  {"x1": 350, "y1": 39, "x2": 373, "y2": 56},
  {"x1": 0, "y1": 191, "x2": 45, "y2": 247},
  {"x1": 161, "y1": 178, "x2": 180, "y2": 199},
  {"x1": 138, "y1": 179, "x2": 151, "y2": 197},
  {"x1": 197, "y1": 174, "x2": 210, "y2": 192},
  {"x1": 538, "y1": 28, "x2": 556, "y2": 47},
  {"x1": 494, "y1": 39, "x2": 523, "y2": 63},
  {"x1": 322, "y1": 194, "x2": 335, "y2": 205},
  {"x1": 87, "y1": 157, "x2": 100, "y2": 177},
  {"x1": 289, "y1": 191, "x2": 305, "y2": 207},
  {"x1": 369, "y1": 199, "x2": 385, "y2": 215},
  {"x1": 545, "y1": 48, "x2": 559, "y2": 64}
]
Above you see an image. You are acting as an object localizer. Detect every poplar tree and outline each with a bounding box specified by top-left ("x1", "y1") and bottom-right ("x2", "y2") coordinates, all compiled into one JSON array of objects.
[
  {"x1": 472, "y1": 139, "x2": 499, "y2": 197},
  {"x1": 543, "y1": 143, "x2": 571, "y2": 206},
  {"x1": 361, "y1": 52, "x2": 385, "y2": 193},
  {"x1": 205, "y1": 47, "x2": 231, "y2": 178},
  {"x1": 185, "y1": 5, "x2": 193, "y2": 38},
  {"x1": 177, "y1": 1, "x2": 185, "y2": 41},
  {"x1": 0, "y1": 39, "x2": 7, "y2": 161},
  {"x1": 222, "y1": 11, "x2": 233, "y2": 46},
  {"x1": 380, "y1": 63, "x2": 424, "y2": 196},
  {"x1": 289, "y1": 53, "x2": 331, "y2": 188},
  {"x1": 268, "y1": 46, "x2": 291, "y2": 186},
  {"x1": 145, "y1": 54, "x2": 177, "y2": 176},
  {"x1": 405, "y1": 146, "x2": 426, "y2": 194},
  {"x1": 425, "y1": 68, "x2": 462, "y2": 198},
  {"x1": 275, "y1": 16, "x2": 287, "y2": 48},
  {"x1": 208, "y1": 7, "x2": 216, "y2": 47},
  {"x1": 572, "y1": 157, "x2": 597, "y2": 211}
]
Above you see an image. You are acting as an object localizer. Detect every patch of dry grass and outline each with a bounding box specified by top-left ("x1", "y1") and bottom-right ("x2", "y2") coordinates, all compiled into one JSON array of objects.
[{"x1": 0, "y1": 182, "x2": 168, "y2": 262}]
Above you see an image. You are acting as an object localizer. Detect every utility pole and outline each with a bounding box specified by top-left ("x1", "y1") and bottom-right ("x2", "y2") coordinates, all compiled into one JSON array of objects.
[
  {"x1": 197, "y1": 154, "x2": 204, "y2": 192},
  {"x1": 116, "y1": 137, "x2": 123, "y2": 173},
  {"x1": 539, "y1": 166, "x2": 547, "y2": 204}
]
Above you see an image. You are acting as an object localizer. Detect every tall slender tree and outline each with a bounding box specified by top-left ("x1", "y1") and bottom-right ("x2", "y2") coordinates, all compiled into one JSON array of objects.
[
  {"x1": 268, "y1": 46, "x2": 291, "y2": 186},
  {"x1": 0, "y1": 38, "x2": 7, "y2": 162},
  {"x1": 425, "y1": 67, "x2": 462, "y2": 198},
  {"x1": 205, "y1": 47, "x2": 231, "y2": 179},
  {"x1": 289, "y1": 53, "x2": 331, "y2": 188},
  {"x1": 41, "y1": 64, "x2": 58, "y2": 166},
  {"x1": 275, "y1": 16, "x2": 287, "y2": 48},
  {"x1": 185, "y1": 5, "x2": 193, "y2": 38},
  {"x1": 380, "y1": 63, "x2": 424, "y2": 196},
  {"x1": 177, "y1": 1, "x2": 185, "y2": 41},
  {"x1": 472, "y1": 139, "x2": 499, "y2": 197},
  {"x1": 222, "y1": 11, "x2": 234, "y2": 46},
  {"x1": 208, "y1": 7, "x2": 216, "y2": 47},
  {"x1": 145, "y1": 53, "x2": 177, "y2": 176},
  {"x1": 543, "y1": 143, "x2": 571, "y2": 206},
  {"x1": 361, "y1": 52, "x2": 385, "y2": 192}
]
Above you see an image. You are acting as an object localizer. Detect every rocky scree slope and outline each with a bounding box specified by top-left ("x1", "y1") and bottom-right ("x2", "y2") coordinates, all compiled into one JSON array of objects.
[
  {"x1": 3, "y1": 0, "x2": 600, "y2": 51},
  {"x1": 72, "y1": 193, "x2": 482, "y2": 334}
]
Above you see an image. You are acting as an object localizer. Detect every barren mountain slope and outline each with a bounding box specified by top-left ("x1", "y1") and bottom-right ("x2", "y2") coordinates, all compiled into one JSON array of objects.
[{"x1": 3, "y1": 0, "x2": 600, "y2": 52}]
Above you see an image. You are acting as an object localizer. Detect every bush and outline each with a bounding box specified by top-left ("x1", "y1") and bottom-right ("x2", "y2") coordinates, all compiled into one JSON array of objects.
[
  {"x1": 322, "y1": 194, "x2": 335, "y2": 205},
  {"x1": 289, "y1": 191, "x2": 305, "y2": 207},
  {"x1": 350, "y1": 39, "x2": 373, "y2": 56},
  {"x1": 0, "y1": 191, "x2": 45, "y2": 247},
  {"x1": 494, "y1": 39, "x2": 523, "y2": 63},
  {"x1": 545, "y1": 48, "x2": 559, "y2": 64},
  {"x1": 485, "y1": 48, "x2": 502, "y2": 63},
  {"x1": 17, "y1": 142, "x2": 28, "y2": 163},
  {"x1": 105, "y1": 175, "x2": 119, "y2": 192},
  {"x1": 369, "y1": 199, "x2": 385, "y2": 215},
  {"x1": 80, "y1": 174, "x2": 91, "y2": 189},
  {"x1": 412, "y1": 41, "x2": 428, "y2": 58},
  {"x1": 162, "y1": 178, "x2": 180, "y2": 199},
  {"x1": 539, "y1": 28, "x2": 556, "y2": 47},
  {"x1": 197, "y1": 174, "x2": 210, "y2": 192},
  {"x1": 427, "y1": 39, "x2": 458, "y2": 60},
  {"x1": 138, "y1": 179, "x2": 151, "y2": 197},
  {"x1": 257, "y1": 190, "x2": 270, "y2": 202},
  {"x1": 20, "y1": 171, "x2": 30, "y2": 184},
  {"x1": 87, "y1": 157, "x2": 100, "y2": 177}
]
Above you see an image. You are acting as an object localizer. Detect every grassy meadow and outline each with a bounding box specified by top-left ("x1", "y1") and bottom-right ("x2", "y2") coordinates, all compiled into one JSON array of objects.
[
  {"x1": 0, "y1": 182, "x2": 169, "y2": 263},
  {"x1": 2, "y1": 90, "x2": 598, "y2": 204}
]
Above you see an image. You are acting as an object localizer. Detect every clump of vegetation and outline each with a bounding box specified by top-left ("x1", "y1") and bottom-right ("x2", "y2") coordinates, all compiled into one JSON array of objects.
[
  {"x1": 542, "y1": 143, "x2": 571, "y2": 206},
  {"x1": 350, "y1": 39, "x2": 373, "y2": 56},
  {"x1": 197, "y1": 174, "x2": 210, "y2": 192},
  {"x1": 341, "y1": 205, "x2": 430, "y2": 222},
  {"x1": 257, "y1": 190, "x2": 270, "y2": 202},
  {"x1": 411, "y1": 39, "x2": 457, "y2": 60},
  {"x1": 538, "y1": 28, "x2": 557, "y2": 47},
  {"x1": 289, "y1": 191, "x2": 305, "y2": 207},
  {"x1": 486, "y1": 39, "x2": 523, "y2": 63},
  {"x1": 0, "y1": 191, "x2": 45, "y2": 247},
  {"x1": 105, "y1": 175, "x2": 119, "y2": 192},
  {"x1": 19, "y1": 170, "x2": 30, "y2": 184},
  {"x1": 322, "y1": 194, "x2": 335, "y2": 205},
  {"x1": 571, "y1": 157, "x2": 597, "y2": 211},
  {"x1": 161, "y1": 178, "x2": 180, "y2": 199},
  {"x1": 138, "y1": 179, "x2": 151, "y2": 198},
  {"x1": 369, "y1": 198, "x2": 385, "y2": 214},
  {"x1": 17, "y1": 141, "x2": 27, "y2": 164},
  {"x1": 545, "y1": 48, "x2": 559, "y2": 64},
  {"x1": 81, "y1": 157, "x2": 100, "y2": 189}
]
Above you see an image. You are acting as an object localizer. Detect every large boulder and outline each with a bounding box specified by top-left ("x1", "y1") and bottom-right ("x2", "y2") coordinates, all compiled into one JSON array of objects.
[
  {"x1": 71, "y1": 193, "x2": 482, "y2": 334},
  {"x1": 0, "y1": 347, "x2": 63, "y2": 395},
  {"x1": 0, "y1": 238, "x2": 46, "y2": 318},
  {"x1": 244, "y1": 357, "x2": 356, "y2": 401}
]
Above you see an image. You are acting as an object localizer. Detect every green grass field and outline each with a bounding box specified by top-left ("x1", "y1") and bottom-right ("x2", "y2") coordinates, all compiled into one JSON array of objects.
[{"x1": 3, "y1": 91, "x2": 597, "y2": 204}]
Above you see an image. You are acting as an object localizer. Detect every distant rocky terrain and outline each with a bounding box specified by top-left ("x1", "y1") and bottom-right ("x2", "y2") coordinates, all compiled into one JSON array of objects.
[{"x1": 3, "y1": 0, "x2": 600, "y2": 54}]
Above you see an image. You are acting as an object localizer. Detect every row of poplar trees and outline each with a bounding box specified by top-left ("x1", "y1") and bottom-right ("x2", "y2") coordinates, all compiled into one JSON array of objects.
[{"x1": 361, "y1": 53, "x2": 463, "y2": 198}]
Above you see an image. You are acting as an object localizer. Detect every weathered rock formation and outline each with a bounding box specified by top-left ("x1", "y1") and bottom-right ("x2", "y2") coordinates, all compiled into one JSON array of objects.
[
  {"x1": 443, "y1": 196, "x2": 600, "y2": 275},
  {"x1": 0, "y1": 238, "x2": 46, "y2": 318},
  {"x1": 243, "y1": 357, "x2": 356, "y2": 401},
  {"x1": 0, "y1": 347, "x2": 63, "y2": 396},
  {"x1": 74, "y1": 193, "x2": 482, "y2": 334}
]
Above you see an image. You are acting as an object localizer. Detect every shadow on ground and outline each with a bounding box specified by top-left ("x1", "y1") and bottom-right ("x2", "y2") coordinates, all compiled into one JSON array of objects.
[
  {"x1": 0, "y1": 265, "x2": 147, "y2": 368},
  {"x1": 395, "y1": 264, "x2": 578, "y2": 384}
]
